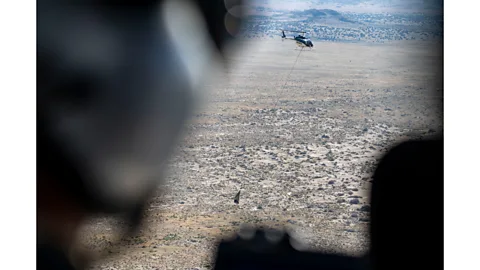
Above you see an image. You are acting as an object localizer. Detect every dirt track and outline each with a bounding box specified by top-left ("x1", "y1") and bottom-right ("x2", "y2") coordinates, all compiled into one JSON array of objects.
[{"x1": 83, "y1": 39, "x2": 443, "y2": 270}]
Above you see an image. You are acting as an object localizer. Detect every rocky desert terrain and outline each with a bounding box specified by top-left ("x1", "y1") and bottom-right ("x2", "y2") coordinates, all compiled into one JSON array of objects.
[{"x1": 82, "y1": 38, "x2": 443, "y2": 270}]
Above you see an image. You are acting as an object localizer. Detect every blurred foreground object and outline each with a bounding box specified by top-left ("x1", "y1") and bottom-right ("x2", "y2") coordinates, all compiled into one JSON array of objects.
[
  {"x1": 214, "y1": 228, "x2": 367, "y2": 270},
  {"x1": 369, "y1": 135, "x2": 443, "y2": 270},
  {"x1": 37, "y1": 0, "x2": 249, "y2": 269}
]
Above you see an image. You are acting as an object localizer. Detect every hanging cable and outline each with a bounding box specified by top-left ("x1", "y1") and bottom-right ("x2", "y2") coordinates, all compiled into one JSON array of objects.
[{"x1": 273, "y1": 47, "x2": 304, "y2": 108}]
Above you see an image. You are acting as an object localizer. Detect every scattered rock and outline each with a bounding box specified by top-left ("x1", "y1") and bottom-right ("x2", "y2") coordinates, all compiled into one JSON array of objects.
[
  {"x1": 349, "y1": 198, "x2": 360, "y2": 205},
  {"x1": 92, "y1": 48, "x2": 443, "y2": 268}
]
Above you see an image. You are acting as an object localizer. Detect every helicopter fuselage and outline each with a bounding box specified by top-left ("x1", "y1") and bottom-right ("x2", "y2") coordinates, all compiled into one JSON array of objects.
[
  {"x1": 281, "y1": 30, "x2": 314, "y2": 48},
  {"x1": 294, "y1": 36, "x2": 313, "y2": 47}
]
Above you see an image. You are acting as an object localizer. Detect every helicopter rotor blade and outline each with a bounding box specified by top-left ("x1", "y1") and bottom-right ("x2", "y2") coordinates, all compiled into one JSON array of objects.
[{"x1": 279, "y1": 29, "x2": 307, "y2": 34}]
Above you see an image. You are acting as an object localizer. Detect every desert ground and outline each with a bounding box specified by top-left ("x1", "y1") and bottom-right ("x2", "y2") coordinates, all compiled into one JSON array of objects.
[{"x1": 82, "y1": 39, "x2": 443, "y2": 270}]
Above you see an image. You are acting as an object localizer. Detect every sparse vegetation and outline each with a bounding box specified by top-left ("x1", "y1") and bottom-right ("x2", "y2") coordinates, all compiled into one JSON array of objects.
[
  {"x1": 162, "y1": 234, "x2": 179, "y2": 241},
  {"x1": 84, "y1": 3, "x2": 442, "y2": 269}
]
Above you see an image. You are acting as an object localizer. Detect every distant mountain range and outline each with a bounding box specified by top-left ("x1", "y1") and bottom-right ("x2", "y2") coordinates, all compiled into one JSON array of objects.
[
  {"x1": 292, "y1": 9, "x2": 341, "y2": 17},
  {"x1": 240, "y1": 4, "x2": 443, "y2": 43},
  {"x1": 249, "y1": 0, "x2": 443, "y2": 13},
  {"x1": 291, "y1": 9, "x2": 357, "y2": 23}
]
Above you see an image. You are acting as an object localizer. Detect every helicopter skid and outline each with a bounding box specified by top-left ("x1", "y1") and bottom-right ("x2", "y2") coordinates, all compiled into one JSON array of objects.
[{"x1": 296, "y1": 42, "x2": 313, "y2": 50}]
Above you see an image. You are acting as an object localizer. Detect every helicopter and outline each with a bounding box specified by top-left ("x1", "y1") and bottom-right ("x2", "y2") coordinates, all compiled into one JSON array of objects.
[{"x1": 280, "y1": 30, "x2": 314, "y2": 48}]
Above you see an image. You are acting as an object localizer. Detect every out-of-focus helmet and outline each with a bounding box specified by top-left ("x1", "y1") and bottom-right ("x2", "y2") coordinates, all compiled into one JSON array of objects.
[{"x1": 37, "y1": 0, "x2": 248, "y2": 223}]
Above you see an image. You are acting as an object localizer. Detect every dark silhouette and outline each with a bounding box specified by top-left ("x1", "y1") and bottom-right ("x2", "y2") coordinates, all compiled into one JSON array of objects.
[{"x1": 369, "y1": 136, "x2": 443, "y2": 270}]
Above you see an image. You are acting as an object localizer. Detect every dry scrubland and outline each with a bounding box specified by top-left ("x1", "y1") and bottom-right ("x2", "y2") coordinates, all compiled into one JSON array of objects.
[{"x1": 84, "y1": 39, "x2": 443, "y2": 270}]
